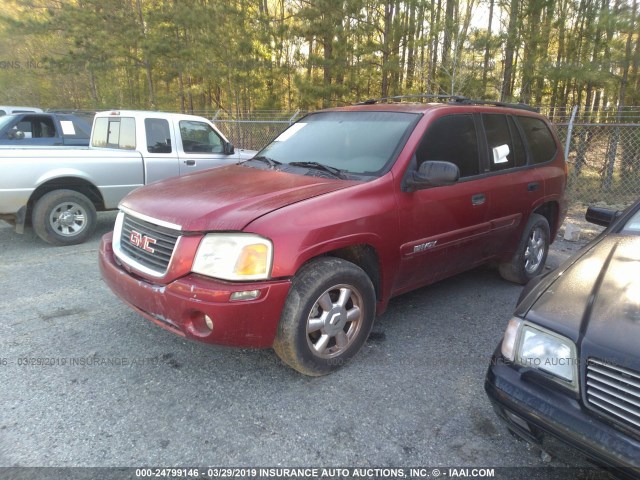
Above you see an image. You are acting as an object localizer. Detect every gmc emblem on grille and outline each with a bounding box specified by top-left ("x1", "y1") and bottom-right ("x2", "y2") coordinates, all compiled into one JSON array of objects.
[{"x1": 129, "y1": 230, "x2": 156, "y2": 253}]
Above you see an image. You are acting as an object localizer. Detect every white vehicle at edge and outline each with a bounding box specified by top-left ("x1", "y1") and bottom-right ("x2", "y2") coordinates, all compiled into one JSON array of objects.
[{"x1": 0, "y1": 110, "x2": 256, "y2": 245}]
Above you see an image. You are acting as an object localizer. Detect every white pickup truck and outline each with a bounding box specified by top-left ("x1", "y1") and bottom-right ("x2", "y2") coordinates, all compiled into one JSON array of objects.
[{"x1": 0, "y1": 110, "x2": 256, "y2": 245}]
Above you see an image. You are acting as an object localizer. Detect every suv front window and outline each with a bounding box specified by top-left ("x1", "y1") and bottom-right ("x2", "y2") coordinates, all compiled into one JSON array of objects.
[
  {"x1": 253, "y1": 111, "x2": 418, "y2": 178},
  {"x1": 416, "y1": 114, "x2": 480, "y2": 178}
]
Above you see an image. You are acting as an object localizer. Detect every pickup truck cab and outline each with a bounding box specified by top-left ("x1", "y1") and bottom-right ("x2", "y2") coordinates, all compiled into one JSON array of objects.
[
  {"x1": 0, "y1": 110, "x2": 255, "y2": 245},
  {"x1": 99, "y1": 99, "x2": 568, "y2": 376},
  {"x1": 0, "y1": 112, "x2": 92, "y2": 146}
]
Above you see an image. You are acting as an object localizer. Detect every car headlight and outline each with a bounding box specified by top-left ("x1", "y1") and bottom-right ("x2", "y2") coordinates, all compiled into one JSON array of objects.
[
  {"x1": 500, "y1": 318, "x2": 578, "y2": 389},
  {"x1": 192, "y1": 233, "x2": 273, "y2": 281}
]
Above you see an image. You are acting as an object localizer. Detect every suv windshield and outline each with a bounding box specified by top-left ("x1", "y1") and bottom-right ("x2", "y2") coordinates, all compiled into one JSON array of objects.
[{"x1": 252, "y1": 111, "x2": 418, "y2": 179}]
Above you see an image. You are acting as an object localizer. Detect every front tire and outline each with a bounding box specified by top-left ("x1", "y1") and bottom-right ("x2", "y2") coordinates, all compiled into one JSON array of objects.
[
  {"x1": 273, "y1": 257, "x2": 376, "y2": 376},
  {"x1": 499, "y1": 213, "x2": 550, "y2": 284},
  {"x1": 32, "y1": 189, "x2": 97, "y2": 246}
]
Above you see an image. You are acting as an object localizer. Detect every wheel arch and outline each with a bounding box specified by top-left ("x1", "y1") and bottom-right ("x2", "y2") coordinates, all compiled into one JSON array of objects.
[
  {"x1": 29, "y1": 177, "x2": 105, "y2": 213},
  {"x1": 532, "y1": 201, "x2": 559, "y2": 241},
  {"x1": 295, "y1": 243, "x2": 383, "y2": 303}
]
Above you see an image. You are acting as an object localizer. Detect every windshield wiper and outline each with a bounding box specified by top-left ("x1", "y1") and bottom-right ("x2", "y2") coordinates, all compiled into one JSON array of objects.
[
  {"x1": 243, "y1": 155, "x2": 283, "y2": 169},
  {"x1": 288, "y1": 161, "x2": 347, "y2": 179}
]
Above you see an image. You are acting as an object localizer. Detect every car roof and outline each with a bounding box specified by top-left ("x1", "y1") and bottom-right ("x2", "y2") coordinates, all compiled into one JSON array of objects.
[
  {"x1": 323, "y1": 98, "x2": 543, "y2": 117},
  {"x1": 0, "y1": 106, "x2": 44, "y2": 114},
  {"x1": 94, "y1": 110, "x2": 215, "y2": 122}
]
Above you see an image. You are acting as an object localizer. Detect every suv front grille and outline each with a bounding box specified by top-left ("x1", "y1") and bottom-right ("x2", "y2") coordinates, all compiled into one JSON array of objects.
[
  {"x1": 118, "y1": 213, "x2": 181, "y2": 275},
  {"x1": 586, "y1": 358, "x2": 640, "y2": 430}
]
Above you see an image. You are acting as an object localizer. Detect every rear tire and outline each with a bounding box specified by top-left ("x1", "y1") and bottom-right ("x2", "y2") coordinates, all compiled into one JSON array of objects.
[
  {"x1": 273, "y1": 257, "x2": 376, "y2": 376},
  {"x1": 499, "y1": 213, "x2": 550, "y2": 284},
  {"x1": 32, "y1": 189, "x2": 97, "y2": 246}
]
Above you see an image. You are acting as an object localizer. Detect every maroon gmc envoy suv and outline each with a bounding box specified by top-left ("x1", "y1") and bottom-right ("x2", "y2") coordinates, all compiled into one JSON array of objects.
[{"x1": 99, "y1": 98, "x2": 567, "y2": 376}]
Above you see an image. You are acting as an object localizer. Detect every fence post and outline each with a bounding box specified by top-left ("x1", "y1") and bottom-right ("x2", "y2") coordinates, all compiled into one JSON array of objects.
[{"x1": 564, "y1": 105, "x2": 578, "y2": 162}]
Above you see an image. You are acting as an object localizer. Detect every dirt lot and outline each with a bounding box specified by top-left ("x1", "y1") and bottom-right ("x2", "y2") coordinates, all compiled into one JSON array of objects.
[{"x1": 0, "y1": 212, "x2": 609, "y2": 480}]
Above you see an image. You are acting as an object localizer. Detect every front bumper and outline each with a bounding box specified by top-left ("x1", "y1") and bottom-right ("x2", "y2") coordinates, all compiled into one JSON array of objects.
[
  {"x1": 485, "y1": 348, "x2": 640, "y2": 478},
  {"x1": 99, "y1": 232, "x2": 291, "y2": 348}
]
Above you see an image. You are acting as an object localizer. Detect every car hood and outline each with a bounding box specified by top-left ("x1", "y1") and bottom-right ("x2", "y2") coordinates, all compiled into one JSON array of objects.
[
  {"x1": 120, "y1": 164, "x2": 356, "y2": 231},
  {"x1": 525, "y1": 235, "x2": 640, "y2": 353}
]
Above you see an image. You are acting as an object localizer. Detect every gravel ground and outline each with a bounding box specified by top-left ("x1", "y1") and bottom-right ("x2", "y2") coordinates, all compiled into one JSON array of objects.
[{"x1": 0, "y1": 211, "x2": 612, "y2": 480}]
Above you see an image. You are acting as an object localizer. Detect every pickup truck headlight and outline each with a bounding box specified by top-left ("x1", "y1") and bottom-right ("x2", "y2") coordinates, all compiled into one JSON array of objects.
[
  {"x1": 192, "y1": 234, "x2": 273, "y2": 281},
  {"x1": 500, "y1": 318, "x2": 578, "y2": 389}
]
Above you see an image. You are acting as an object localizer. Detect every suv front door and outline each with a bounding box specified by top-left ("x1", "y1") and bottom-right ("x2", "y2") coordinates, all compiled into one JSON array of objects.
[{"x1": 394, "y1": 114, "x2": 493, "y2": 293}]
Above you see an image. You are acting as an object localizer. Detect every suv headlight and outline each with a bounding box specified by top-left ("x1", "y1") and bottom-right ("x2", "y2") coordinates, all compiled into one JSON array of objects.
[
  {"x1": 501, "y1": 317, "x2": 578, "y2": 389},
  {"x1": 192, "y1": 233, "x2": 273, "y2": 281}
]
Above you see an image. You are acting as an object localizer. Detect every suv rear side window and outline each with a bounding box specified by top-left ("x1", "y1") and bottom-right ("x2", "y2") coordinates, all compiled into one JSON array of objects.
[
  {"x1": 417, "y1": 114, "x2": 480, "y2": 177},
  {"x1": 518, "y1": 116, "x2": 557, "y2": 164}
]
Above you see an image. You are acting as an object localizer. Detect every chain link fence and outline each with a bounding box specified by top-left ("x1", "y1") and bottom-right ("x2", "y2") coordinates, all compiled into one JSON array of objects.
[
  {"x1": 202, "y1": 108, "x2": 640, "y2": 209},
  {"x1": 554, "y1": 107, "x2": 640, "y2": 209}
]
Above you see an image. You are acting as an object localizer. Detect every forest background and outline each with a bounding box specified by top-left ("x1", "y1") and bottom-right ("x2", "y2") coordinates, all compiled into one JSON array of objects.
[{"x1": 0, "y1": 0, "x2": 639, "y2": 121}]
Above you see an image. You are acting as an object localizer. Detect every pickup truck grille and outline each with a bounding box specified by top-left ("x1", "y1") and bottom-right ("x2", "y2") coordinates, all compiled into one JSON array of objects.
[
  {"x1": 586, "y1": 358, "x2": 640, "y2": 431},
  {"x1": 119, "y1": 213, "x2": 181, "y2": 275}
]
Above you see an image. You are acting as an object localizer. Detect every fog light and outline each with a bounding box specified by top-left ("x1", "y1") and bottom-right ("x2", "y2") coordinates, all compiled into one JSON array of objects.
[
  {"x1": 230, "y1": 290, "x2": 261, "y2": 302},
  {"x1": 204, "y1": 315, "x2": 214, "y2": 331}
]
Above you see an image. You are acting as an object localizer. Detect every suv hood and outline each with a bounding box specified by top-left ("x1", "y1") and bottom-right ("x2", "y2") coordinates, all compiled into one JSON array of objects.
[
  {"x1": 525, "y1": 235, "x2": 640, "y2": 355},
  {"x1": 120, "y1": 164, "x2": 356, "y2": 231}
]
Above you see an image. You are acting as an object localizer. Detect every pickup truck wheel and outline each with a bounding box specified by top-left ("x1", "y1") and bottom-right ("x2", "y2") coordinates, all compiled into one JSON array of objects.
[
  {"x1": 274, "y1": 257, "x2": 376, "y2": 376},
  {"x1": 32, "y1": 190, "x2": 97, "y2": 246},
  {"x1": 499, "y1": 213, "x2": 550, "y2": 284}
]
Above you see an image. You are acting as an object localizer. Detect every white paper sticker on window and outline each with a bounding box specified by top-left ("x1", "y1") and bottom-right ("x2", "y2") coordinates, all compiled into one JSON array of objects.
[
  {"x1": 60, "y1": 121, "x2": 76, "y2": 135},
  {"x1": 492, "y1": 144, "x2": 510, "y2": 164},
  {"x1": 275, "y1": 123, "x2": 307, "y2": 142}
]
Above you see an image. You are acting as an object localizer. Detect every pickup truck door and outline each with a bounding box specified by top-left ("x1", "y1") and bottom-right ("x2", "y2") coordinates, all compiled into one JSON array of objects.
[{"x1": 176, "y1": 119, "x2": 239, "y2": 174}]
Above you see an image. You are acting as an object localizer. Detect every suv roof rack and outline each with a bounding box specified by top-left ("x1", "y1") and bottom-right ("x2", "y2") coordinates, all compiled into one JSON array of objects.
[
  {"x1": 453, "y1": 98, "x2": 539, "y2": 113},
  {"x1": 356, "y1": 94, "x2": 466, "y2": 105},
  {"x1": 356, "y1": 95, "x2": 539, "y2": 113}
]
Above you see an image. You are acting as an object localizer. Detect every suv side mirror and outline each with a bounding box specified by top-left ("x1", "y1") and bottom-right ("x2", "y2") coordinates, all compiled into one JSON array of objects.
[
  {"x1": 585, "y1": 206, "x2": 619, "y2": 227},
  {"x1": 405, "y1": 161, "x2": 460, "y2": 191},
  {"x1": 223, "y1": 141, "x2": 235, "y2": 155}
]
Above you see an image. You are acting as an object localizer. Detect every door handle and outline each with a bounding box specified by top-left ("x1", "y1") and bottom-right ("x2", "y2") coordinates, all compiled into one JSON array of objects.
[
  {"x1": 184, "y1": 159, "x2": 196, "y2": 166},
  {"x1": 528, "y1": 182, "x2": 540, "y2": 192},
  {"x1": 471, "y1": 193, "x2": 486, "y2": 205}
]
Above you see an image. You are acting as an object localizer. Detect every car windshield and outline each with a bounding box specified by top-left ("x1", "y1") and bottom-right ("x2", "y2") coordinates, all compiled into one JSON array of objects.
[
  {"x1": 0, "y1": 115, "x2": 16, "y2": 130},
  {"x1": 253, "y1": 111, "x2": 419, "y2": 179},
  {"x1": 622, "y1": 208, "x2": 640, "y2": 234}
]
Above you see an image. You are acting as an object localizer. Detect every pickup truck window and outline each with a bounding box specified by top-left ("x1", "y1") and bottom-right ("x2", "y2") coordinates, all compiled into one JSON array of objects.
[
  {"x1": 92, "y1": 117, "x2": 136, "y2": 149},
  {"x1": 180, "y1": 120, "x2": 223, "y2": 153},
  {"x1": 254, "y1": 111, "x2": 418, "y2": 177},
  {"x1": 145, "y1": 118, "x2": 172, "y2": 154}
]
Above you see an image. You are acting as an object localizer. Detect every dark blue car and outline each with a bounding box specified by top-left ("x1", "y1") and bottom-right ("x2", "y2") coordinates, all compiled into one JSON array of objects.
[{"x1": 0, "y1": 112, "x2": 92, "y2": 146}]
